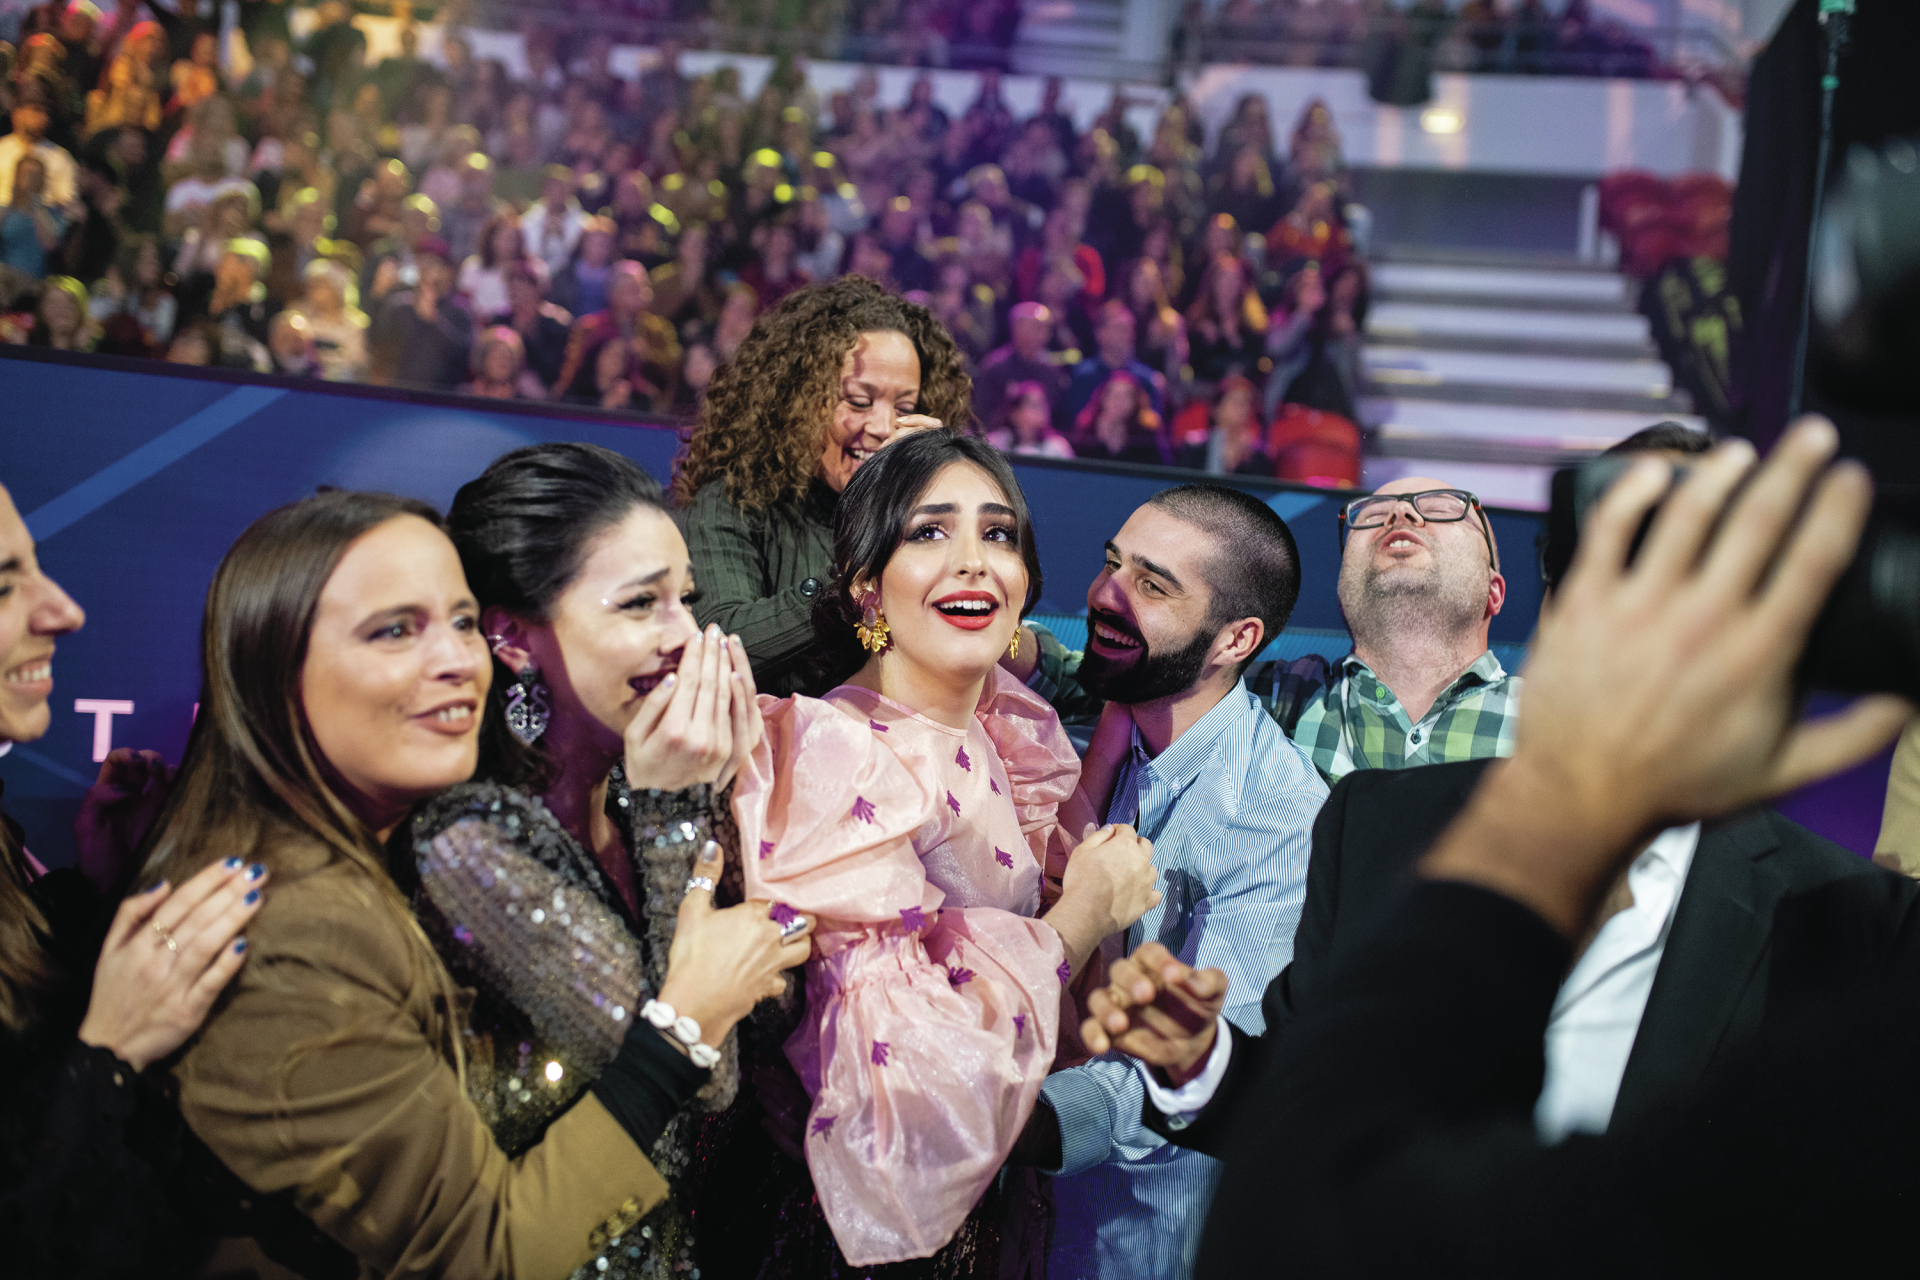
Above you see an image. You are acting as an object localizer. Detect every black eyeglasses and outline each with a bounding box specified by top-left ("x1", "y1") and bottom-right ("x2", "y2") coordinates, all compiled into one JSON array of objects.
[{"x1": 1338, "y1": 489, "x2": 1497, "y2": 570}]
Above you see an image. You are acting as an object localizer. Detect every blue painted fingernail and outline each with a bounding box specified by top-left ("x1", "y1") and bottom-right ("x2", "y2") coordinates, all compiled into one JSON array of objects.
[
  {"x1": 245, "y1": 863, "x2": 266, "y2": 881},
  {"x1": 233, "y1": 937, "x2": 247, "y2": 953},
  {"x1": 224, "y1": 856, "x2": 243, "y2": 870},
  {"x1": 244, "y1": 889, "x2": 260, "y2": 905}
]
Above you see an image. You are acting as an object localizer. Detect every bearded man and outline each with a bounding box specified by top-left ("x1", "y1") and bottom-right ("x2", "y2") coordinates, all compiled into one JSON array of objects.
[{"x1": 1009, "y1": 485, "x2": 1327, "y2": 1280}]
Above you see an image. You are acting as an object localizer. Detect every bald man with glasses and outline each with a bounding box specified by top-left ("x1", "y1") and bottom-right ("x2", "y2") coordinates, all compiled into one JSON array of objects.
[{"x1": 1019, "y1": 474, "x2": 1517, "y2": 784}]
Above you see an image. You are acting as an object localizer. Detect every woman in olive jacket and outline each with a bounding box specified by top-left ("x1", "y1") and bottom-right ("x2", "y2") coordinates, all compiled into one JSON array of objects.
[{"x1": 675, "y1": 276, "x2": 968, "y2": 697}]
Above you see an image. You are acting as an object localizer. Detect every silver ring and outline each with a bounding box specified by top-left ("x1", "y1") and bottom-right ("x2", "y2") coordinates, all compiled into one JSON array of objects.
[
  {"x1": 684, "y1": 876, "x2": 716, "y2": 895},
  {"x1": 778, "y1": 914, "x2": 809, "y2": 940}
]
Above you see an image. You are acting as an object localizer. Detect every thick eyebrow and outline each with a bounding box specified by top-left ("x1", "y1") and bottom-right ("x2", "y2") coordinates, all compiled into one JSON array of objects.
[
  {"x1": 357, "y1": 597, "x2": 476, "y2": 630},
  {"x1": 0, "y1": 556, "x2": 19, "y2": 575},
  {"x1": 980, "y1": 503, "x2": 1016, "y2": 518},
  {"x1": 910, "y1": 502, "x2": 957, "y2": 517},
  {"x1": 1105, "y1": 539, "x2": 1186, "y2": 593}
]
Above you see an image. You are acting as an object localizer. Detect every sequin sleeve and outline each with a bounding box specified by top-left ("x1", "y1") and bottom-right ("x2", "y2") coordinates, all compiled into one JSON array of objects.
[
  {"x1": 732, "y1": 694, "x2": 1067, "y2": 1267},
  {"x1": 418, "y1": 816, "x2": 643, "y2": 1078}
]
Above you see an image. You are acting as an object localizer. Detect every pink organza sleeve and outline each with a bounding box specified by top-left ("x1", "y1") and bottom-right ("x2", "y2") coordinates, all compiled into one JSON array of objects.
[
  {"x1": 974, "y1": 666, "x2": 1095, "y2": 896},
  {"x1": 733, "y1": 694, "x2": 1068, "y2": 1266}
]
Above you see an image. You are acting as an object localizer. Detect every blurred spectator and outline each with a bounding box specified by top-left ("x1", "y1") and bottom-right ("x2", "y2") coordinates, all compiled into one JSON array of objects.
[
  {"x1": 974, "y1": 299, "x2": 1071, "y2": 428},
  {"x1": 201, "y1": 237, "x2": 274, "y2": 370},
  {"x1": 1265, "y1": 180, "x2": 1353, "y2": 276},
  {"x1": 648, "y1": 218, "x2": 723, "y2": 336},
  {"x1": 440, "y1": 153, "x2": 503, "y2": 266},
  {"x1": 1065, "y1": 298, "x2": 1167, "y2": 424},
  {"x1": 27, "y1": 273, "x2": 94, "y2": 349},
  {"x1": 1261, "y1": 260, "x2": 1325, "y2": 419},
  {"x1": 738, "y1": 217, "x2": 810, "y2": 310},
  {"x1": 519, "y1": 165, "x2": 589, "y2": 277},
  {"x1": 0, "y1": 95, "x2": 77, "y2": 209},
  {"x1": 168, "y1": 31, "x2": 222, "y2": 117},
  {"x1": 922, "y1": 259, "x2": 996, "y2": 365},
  {"x1": 294, "y1": 258, "x2": 370, "y2": 383},
  {"x1": 492, "y1": 261, "x2": 573, "y2": 389},
  {"x1": 84, "y1": 19, "x2": 166, "y2": 137},
  {"x1": 370, "y1": 236, "x2": 471, "y2": 388},
  {"x1": 1270, "y1": 260, "x2": 1368, "y2": 423},
  {"x1": 1200, "y1": 374, "x2": 1274, "y2": 475},
  {"x1": 707, "y1": 281, "x2": 759, "y2": 366},
  {"x1": 1210, "y1": 145, "x2": 1285, "y2": 236},
  {"x1": 1118, "y1": 256, "x2": 1189, "y2": 398},
  {"x1": 363, "y1": 190, "x2": 439, "y2": 307},
  {"x1": 267, "y1": 308, "x2": 319, "y2": 376},
  {"x1": 552, "y1": 259, "x2": 680, "y2": 409},
  {"x1": 460, "y1": 325, "x2": 546, "y2": 400},
  {"x1": 1071, "y1": 369, "x2": 1172, "y2": 466},
  {"x1": 1185, "y1": 253, "x2": 1268, "y2": 383},
  {"x1": 2, "y1": 154, "x2": 67, "y2": 278},
  {"x1": 987, "y1": 379, "x2": 1075, "y2": 459},
  {"x1": 457, "y1": 211, "x2": 542, "y2": 320},
  {"x1": 87, "y1": 235, "x2": 175, "y2": 348},
  {"x1": 547, "y1": 215, "x2": 619, "y2": 319}
]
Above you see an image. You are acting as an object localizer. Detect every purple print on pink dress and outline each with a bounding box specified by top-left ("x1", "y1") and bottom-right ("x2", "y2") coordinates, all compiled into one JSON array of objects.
[
  {"x1": 946, "y1": 790, "x2": 962, "y2": 816},
  {"x1": 995, "y1": 847, "x2": 1014, "y2": 869},
  {"x1": 758, "y1": 839, "x2": 774, "y2": 860},
  {"x1": 851, "y1": 795, "x2": 877, "y2": 823},
  {"x1": 1057, "y1": 960, "x2": 1072, "y2": 983},
  {"x1": 811, "y1": 1114, "x2": 836, "y2": 1138},
  {"x1": 871, "y1": 1040, "x2": 891, "y2": 1066},
  {"x1": 1013, "y1": 1014, "x2": 1026, "y2": 1039},
  {"x1": 770, "y1": 902, "x2": 799, "y2": 926},
  {"x1": 955, "y1": 746, "x2": 971, "y2": 771},
  {"x1": 947, "y1": 966, "x2": 975, "y2": 987},
  {"x1": 870, "y1": 719, "x2": 889, "y2": 733},
  {"x1": 900, "y1": 905, "x2": 927, "y2": 932},
  {"x1": 990, "y1": 778, "x2": 1001, "y2": 795}
]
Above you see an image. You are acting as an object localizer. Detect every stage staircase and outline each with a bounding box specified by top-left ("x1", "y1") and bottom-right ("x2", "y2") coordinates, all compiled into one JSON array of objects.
[{"x1": 1358, "y1": 250, "x2": 1703, "y2": 510}]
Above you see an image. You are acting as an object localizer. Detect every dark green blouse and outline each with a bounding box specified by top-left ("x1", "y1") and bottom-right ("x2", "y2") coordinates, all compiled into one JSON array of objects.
[{"x1": 684, "y1": 477, "x2": 840, "y2": 698}]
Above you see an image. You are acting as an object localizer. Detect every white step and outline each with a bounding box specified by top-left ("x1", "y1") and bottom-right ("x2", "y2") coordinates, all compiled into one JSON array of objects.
[
  {"x1": 1367, "y1": 302, "x2": 1652, "y2": 347},
  {"x1": 1370, "y1": 262, "x2": 1632, "y2": 307},
  {"x1": 1364, "y1": 346, "x2": 1673, "y2": 398},
  {"x1": 1361, "y1": 397, "x2": 1706, "y2": 449}
]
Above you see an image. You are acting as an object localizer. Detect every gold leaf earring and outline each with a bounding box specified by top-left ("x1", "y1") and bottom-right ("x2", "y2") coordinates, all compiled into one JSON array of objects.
[
  {"x1": 1007, "y1": 628, "x2": 1021, "y2": 660},
  {"x1": 855, "y1": 594, "x2": 891, "y2": 654}
]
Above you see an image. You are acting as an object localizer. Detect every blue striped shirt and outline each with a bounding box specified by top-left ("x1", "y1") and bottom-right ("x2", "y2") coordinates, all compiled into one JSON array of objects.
[{"x1": 1042, "y1": 681, "x2": 1327, "y2": 1280}]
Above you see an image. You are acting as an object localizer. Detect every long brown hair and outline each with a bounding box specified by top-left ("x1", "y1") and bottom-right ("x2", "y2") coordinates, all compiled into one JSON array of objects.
[
  {"x1": 672, "y1": 275, "x2": 972, "y2": 514},
  {"x1": 141, "y1": 490, "x2": 466, "y2": 1072},
  {"x1": 0, "y1": 821, "x2": 54, "y2": 1037}
]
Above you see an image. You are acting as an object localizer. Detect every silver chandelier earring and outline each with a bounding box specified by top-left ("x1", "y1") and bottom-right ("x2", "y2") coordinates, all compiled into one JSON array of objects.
[{"x1": 504, "y1": 665, "x2": 551, "y2": 745}]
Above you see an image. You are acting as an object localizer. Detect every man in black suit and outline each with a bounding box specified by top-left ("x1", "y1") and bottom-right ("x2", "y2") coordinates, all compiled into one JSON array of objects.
[
  {"x1": 1079, "y1": 419, "x2": 1920, "y2": 1274},
  {"x1": 1130, "y1": 754, "x2": 1887, "y2": 1160}
]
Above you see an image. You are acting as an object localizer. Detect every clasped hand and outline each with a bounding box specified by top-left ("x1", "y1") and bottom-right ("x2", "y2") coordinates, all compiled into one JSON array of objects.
[
  {"x1": 624, "y1": 625, "x2": 764, "y2": 793},
  {"x1": 1081, "y1": 941, "x2": 1230, "y2": 1087}
]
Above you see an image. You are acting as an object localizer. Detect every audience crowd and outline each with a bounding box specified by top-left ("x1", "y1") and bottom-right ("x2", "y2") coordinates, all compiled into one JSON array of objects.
[{"x1": 0, "y1": 0, "x2": 1372, "y2": 486}]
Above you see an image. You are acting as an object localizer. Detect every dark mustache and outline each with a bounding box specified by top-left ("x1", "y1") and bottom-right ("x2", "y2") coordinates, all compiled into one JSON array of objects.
[{"x1": 1088, "y1": 608, "x2": 1144, "y2": 646}]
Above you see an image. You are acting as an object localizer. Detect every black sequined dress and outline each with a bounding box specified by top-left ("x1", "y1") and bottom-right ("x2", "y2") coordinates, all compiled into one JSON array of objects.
[{"x1": 410, "y1": 766, "x2": 736, "y2": 1280}]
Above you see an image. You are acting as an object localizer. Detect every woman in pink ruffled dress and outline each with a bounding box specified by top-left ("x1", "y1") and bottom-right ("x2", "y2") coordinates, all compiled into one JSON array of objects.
[{"x1": 699, "y1": 430, "x2": 1160, "y2": 1277}]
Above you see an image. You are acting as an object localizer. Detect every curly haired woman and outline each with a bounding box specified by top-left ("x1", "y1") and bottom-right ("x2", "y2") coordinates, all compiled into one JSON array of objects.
[{"x1": 674, "y1": 275, "x2": 969, "y2": 697}]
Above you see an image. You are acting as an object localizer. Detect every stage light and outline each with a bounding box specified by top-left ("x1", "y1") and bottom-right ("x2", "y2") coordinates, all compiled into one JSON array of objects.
[{"x1": 1420, "y1": 107, "x2": 1463, "y2": 135}]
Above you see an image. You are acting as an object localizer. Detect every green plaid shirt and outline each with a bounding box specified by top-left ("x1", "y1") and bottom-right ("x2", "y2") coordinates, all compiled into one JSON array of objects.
[
  {"x1": 1026, "y1": 627, "x2": 1520, "y2": 784},
  {"x1": 1246, "y1": 651, "x2": 1520, "y2": 783}
]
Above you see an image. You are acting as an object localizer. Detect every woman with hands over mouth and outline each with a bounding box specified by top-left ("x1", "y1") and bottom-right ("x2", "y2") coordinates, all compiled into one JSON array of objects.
[
  {"x1": 427, "y1": 443, "x2": 807, "y2": 1279},
  {"x1": 0, "y1": 479, "x2": 262, "y2": 1279},
  {"x1": 675, "y1": 276, "x2": 966, "y2": 697},
  {"x1": 699, "y1": 430, "x2": 1161, "y2": 1276},
  {"x1": 143, "y1": 488, "x2": 803, "y2": 1279}
]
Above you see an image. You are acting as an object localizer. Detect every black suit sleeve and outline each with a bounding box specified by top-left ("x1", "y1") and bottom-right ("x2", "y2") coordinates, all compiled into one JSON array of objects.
[{"x1": 1194, "y1": 872, "x2": 1920, "y2": 1278}]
